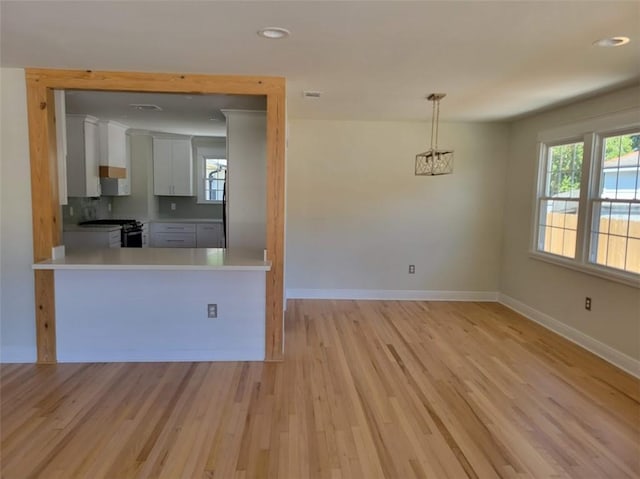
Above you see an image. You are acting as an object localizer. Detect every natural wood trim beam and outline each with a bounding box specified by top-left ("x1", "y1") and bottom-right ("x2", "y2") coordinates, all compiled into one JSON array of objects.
[
  {"x1": 265, "y1": 92, "x2": 286, "y2": 361},
  {"x1": 34, "y1": 271, "x2": 57, "y2": 363},
  {"x1": 24, "y1": 68, "x2": 286, "y2": 363},
  {"x1": 25, "y1": 69, "x2": 285, "y2": 96},
  {"x1": 26, "y1": 85, "x2": 60, "y2": 363}
]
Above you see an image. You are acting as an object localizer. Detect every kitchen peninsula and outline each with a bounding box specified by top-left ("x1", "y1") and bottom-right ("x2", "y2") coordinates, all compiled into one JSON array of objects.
[{"x1": 34, "y1": 248, "x2": 270, "y2": 362}]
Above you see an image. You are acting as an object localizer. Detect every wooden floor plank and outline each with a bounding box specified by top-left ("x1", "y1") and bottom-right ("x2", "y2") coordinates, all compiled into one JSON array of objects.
[{"x1": 1, "y1": 300, "x2": 638, "y2": 478}]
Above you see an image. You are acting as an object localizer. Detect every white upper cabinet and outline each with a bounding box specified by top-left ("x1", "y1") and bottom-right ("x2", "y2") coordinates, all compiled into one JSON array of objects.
[
  {"x1": 98, "y1": 120, "x2": 128, "y2": 169},
  {"x1": 66, "y1": 114, "x2": 101, "y2": 197},
  {"x1": 152, "y1": 138, "x2": 173, "y2": 195},
  {"x1": 99, "y1": 121, "x2": 130, "y2": 196},
  {"x1": 153, "y1": 137, "x2": 193, "y2": 196}
]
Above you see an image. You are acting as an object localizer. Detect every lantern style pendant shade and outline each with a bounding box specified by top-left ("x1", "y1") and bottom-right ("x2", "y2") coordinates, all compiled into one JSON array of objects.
[{"x1": 415, "y1": 93, "x2": 454, "y2": 176}]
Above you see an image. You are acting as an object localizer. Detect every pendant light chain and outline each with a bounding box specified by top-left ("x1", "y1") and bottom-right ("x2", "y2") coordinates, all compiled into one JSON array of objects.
[{"x1": 431, "y1": 98, "x2": 437, "y2": 150}]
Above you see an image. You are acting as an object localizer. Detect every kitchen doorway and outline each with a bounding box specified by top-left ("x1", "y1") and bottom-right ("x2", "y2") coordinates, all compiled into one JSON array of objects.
[{"x1": 24, "y1": 69, "x2": 285, "y2": 362}]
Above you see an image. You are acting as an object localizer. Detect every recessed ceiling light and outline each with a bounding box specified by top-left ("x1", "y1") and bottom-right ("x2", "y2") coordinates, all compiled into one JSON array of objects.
[
  {"x1": 129, "y1": 103, "x2": 162, "y2": 112},
  {"x1": 257, "y1": 27, "x2": 290, "y2": 39},
  {"x1": 593, "y1": 36, "x2": 630, "y2": 47}
]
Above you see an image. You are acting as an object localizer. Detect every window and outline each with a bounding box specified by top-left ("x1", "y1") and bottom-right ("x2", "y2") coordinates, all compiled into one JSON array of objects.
[
  {"x1": 589, "y1": 132, "x2": 640, "y2": 274},
  {"x1": 536, "y1": 141, "x2": 584, "y2": 258},
  {"x1": 205, "y1": 158, "x2": 227, "y2": 201},
  {"x1": 198, "y1": 157, "x2": 226, "y2": 203},
  {"x1": 533, "y1": 111, "x2": 640, "y2": 285}
]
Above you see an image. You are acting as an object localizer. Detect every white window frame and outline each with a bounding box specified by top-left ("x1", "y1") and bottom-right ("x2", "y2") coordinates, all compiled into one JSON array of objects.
[
  {"x1": 196, "y1": 155, "x2": 226, "y2": 204},
  {"x1": 531, "y1": 109, "x2": 640, "y2": 288}
]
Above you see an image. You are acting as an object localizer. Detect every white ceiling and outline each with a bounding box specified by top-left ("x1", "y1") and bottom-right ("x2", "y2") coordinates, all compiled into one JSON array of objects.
[
  {"x1": 2, "y1": 1, "x2": 639, "y2": 122},
  {"x1": 65, "y1": 90, "x2": 266, "y2": 136}
]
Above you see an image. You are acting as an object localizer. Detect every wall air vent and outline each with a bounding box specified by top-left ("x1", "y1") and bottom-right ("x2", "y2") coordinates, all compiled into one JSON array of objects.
[
  {"x1": 303, "y1": 91, "x2": 322, "y2": 99},
  {"x1": 129, "y1": 104, "x2": 163, "y2": 111}
]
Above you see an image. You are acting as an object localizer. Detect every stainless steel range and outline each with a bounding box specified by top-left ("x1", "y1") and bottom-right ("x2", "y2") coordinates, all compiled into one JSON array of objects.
[{"x1": 79, "y1": 219, "x2": 143, "y2": 247}]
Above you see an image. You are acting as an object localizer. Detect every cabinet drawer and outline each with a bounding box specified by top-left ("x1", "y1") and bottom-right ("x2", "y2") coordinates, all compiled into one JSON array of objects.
[
  {"x1": 151, "y1": 232, "x2": 196, "y2": 248},
  {"x1": 151, "y1": 222, "x2": 196, "y2": 234}
]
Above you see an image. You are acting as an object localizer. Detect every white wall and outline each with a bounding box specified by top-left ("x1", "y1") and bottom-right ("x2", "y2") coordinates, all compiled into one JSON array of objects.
[
  {"x1": 286, "y1": 119, "x2": 509, "y2": 297},
  {"x1": 0, "y1": 68, "x2": 36, "y2": 362},
  {"x1": 501, "y1": 85, "x2": 640, "y2": 362},
  {"x1": 225, "y1": 111, "x2": 267, "y2": 250}
]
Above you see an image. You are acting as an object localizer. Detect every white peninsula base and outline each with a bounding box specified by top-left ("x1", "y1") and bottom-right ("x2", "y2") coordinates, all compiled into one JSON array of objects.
[{"x1": 34, "y1": 248, "x2": 270, "y2": 362}]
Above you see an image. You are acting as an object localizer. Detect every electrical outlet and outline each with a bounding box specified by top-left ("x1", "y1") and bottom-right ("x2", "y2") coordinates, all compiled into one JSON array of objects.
[
  {"x1": 69, "y1": 206, "x2": 74, "y2": 217},
  {"x1": 171, "y1": 203, "x2": 176, "y2": 211},
  {"x1": 409, "y1": 264, "x2": 415, "y2": 274},
  {"x1": 207, "y1": 303, "x2": 217, "y2": 318},
  {"x1": 108, "y1": 202, "x2": 112, "y2": 212},
  {"x1": 585, "y1": 297, "x2": 591, "y2": 311}
]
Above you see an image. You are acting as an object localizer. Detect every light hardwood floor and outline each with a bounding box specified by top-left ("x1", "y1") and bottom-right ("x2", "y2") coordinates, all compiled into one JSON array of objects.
[{"x1": 1, "y1": 300, "x2": 639, "y2": 478}]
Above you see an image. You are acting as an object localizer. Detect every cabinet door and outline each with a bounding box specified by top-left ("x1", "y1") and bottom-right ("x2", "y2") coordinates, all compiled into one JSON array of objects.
[
  {"x1": 83, "y1": 121, "x2": 101, "y2": 197},
  {"x1": 153, "y1": 138, "x2": 173, "y2": 195},
  {"x1": 196, "y1": 223, "x2": 222, "y2": 248},
  {"x1": 171, "y1": 139, "x2": 194, "y2": 196},
  {"x1": 109, "y1": 123, "x2": 127, "y2": 168}
]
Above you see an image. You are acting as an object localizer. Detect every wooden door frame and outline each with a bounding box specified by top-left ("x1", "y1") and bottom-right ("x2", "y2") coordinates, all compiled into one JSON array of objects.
[{"x1": 25, "y1": 68, "x2": 286, "y2": 363}]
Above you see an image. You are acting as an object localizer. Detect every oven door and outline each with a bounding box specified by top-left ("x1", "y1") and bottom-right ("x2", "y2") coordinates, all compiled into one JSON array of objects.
[{"x1": 123, "y1": 230, "x2": 142, "y2": 248}]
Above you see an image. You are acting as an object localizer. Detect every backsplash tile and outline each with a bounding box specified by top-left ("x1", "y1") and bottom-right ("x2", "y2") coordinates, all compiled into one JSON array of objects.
[{"x1": 63, "y1": 197, "x2": 113, "y2": 224}]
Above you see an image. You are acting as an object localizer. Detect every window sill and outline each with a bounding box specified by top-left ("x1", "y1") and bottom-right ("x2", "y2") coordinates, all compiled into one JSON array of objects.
[
  {"x1": 529, "y1": 250, "x2": 640, "y2": 289},
  {"x1": 195, "y1": 200, "x2": 223, "y2": 206}
]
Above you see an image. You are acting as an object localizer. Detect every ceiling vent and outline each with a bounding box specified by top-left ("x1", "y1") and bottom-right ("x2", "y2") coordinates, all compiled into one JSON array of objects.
[
  {"x1": 303, "y1": 91, "x2": 322, "y2": 99},
  {"x1": 129, "y1": 103, "x2": 163, "y2": 111}
]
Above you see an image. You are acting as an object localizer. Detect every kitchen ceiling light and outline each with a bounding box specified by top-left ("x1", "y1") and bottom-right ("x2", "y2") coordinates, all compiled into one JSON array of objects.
[
  {"x1": 129, "y1": 103, "x2": 162, "y2": 112},
  {"x1": 257, "y1": 27, "x2": 290, "y2": 39},
  {"x1": 415, "y1": 93, "x2": 454, "y2": 176},
  {"x1": 593, "y1": 36, "x2": 630, "y2": 47}
]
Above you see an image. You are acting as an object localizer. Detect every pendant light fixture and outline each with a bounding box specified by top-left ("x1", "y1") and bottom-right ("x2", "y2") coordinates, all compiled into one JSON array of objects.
[{"x1": 415, "y1": 93, "x2": 453, "y2": 176}]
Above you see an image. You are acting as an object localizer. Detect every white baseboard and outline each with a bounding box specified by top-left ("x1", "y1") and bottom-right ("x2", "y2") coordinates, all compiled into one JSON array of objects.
[
  {"x1": 286, "y1": 289, "x2": 499, "y2": 301},
  {"x1": 57, "y1": 349, "x2": 265, "y2": 363},
  {"x1": 0, "y1": 346, "x2": 37, "y2": 364},
  {"x1": 499, "y1": 293, "x2": 640, "y2": 379}
]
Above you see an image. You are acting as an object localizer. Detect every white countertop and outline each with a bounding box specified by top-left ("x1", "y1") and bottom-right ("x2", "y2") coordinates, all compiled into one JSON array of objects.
[
  {"x1": 63, "y1": 224, "x2": 122, "y2": 233},
  {"x1": 33, "y1": 248, "x2": 270, "y2": 271}
]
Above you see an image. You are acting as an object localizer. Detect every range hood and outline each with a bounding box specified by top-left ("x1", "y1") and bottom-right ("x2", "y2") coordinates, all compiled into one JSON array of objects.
[{"x1": 99, "y1": 166, "x2": 127, "y2": 179}]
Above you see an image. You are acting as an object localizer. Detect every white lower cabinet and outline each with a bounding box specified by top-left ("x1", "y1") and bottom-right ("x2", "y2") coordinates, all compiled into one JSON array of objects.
[
  {"x1": 196, "y1": 223, "x2": 223, "y2": 248},
  {"x1": 150, "y1": 222, "x2": 222, "y2": 248},
  {"x1": 63, "y1": 228, "x2": 122, "y2": 251},
  {"x1": 141, "y1": 222, "x2": 149, "y2": 248},
  {"x1": 150, "y1": 222, "x2": 196, "y2": 248}
]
